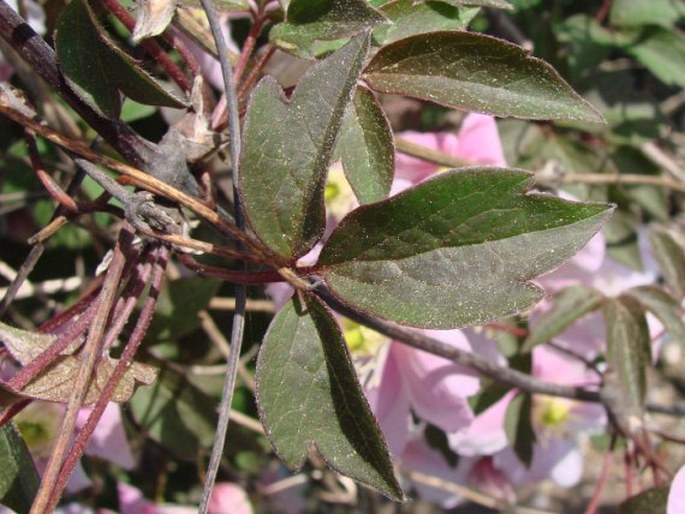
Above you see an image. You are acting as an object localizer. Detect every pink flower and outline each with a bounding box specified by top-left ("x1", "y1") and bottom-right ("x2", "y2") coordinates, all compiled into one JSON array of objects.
[{"x1": 668, "y1": 465, "x2": 685, "y2": 514}]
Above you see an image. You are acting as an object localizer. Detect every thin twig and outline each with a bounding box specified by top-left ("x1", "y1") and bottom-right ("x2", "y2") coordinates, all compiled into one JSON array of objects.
[
  {"x1": 197, "y1": 0, "x2": 247, "y2": 510},
  {"x1": 30, "y1": 229, "x2": 130, "y2": 513},
  {"x1": 209, "y1": 296, "x2": 274, "y2": 312},
  {"x1": 49, "y1": 245, "x2": 169, "y2": 508},
  {"x1": 395, "y1": 135, "x2": 473, "y2": 169}
]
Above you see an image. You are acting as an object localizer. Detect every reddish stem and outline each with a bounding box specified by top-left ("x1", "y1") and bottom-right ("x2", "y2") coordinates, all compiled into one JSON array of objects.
[
  {"x1": 98, "y1": 0, "x2": 193, "y2": 92},
  {"x1": 0, "y1": 398, "x2": 31, "y2": 428},
  {"x1": 50, "y1": 245, "x2": 170, "y2": 511},
  {"x1": 584, "y1": 433, "x2": 616, "y2": 514},
  {"x1": 178, "y1": 253, "x2": 284, "y2": 284},
  {"x1": 7, "y1": 301, "x2": 99, "y2": 391},
  {"x1": 233, "y1": 17, "x2": 266, "y2": 86},
  {"x1": 25, "y1": 132, "x2": 79, "y2": 213}
]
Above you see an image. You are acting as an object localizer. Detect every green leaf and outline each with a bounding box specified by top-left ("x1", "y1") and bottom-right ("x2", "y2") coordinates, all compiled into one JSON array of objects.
[
  {"x1": 55, "y1": 0, "x2": 187, "y2": 118},
  {"x1": 240, "y1": 34, "x2": 370, "y2": 260},
  {"x1": 621, "y1": 27, "x2": 685, "y2": 88},
  {"x1": 622, "y1": 285, "x2": 685, "y2": 345},
  {"x1": 0, "y1": 422, "x2": 39, "y2": 513},
  {"x1": 610, "y1": 0, "x2": 685, "y2": 28},
  {"x1": 129, "y1": 366, "x2": 218, "y2": 461},
  {"x1": 256, "y1": 295, "x2": 403, "y2": 500},
  {"x1": 374, "y1": 0, "x2": 479, "y2": 45},
  {"x1": 318, "y1": 169, "x2": 612, "y2": 328},
  {"x1": 649, "y1": 223, "x2": 685, "y2": 298},
  {"x1": 363, "y1": 31, "x2": 604, "y2": 124},
  {"x1": 504, "y1": 393, "x2": 535, "y2": 467},
  {"x1": 522, "y1": 285, "x2": 604, "y2": 352},
  {"x1": 618, "y1": 486, "x2": 669, "y2": 514},
  {"x1": 336, "y1": 87, "x2": 394, "y2": 204},
  {"x1": 603, "y1": 297, "x2": 651, "y2": 415},
  {"x1": 269, "y1": 0, "x2": 386, "y2": 57}
]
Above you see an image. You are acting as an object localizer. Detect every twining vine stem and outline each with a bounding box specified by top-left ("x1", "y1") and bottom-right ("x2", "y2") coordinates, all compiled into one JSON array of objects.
[{"x1": 196, "y1": 0, "x2": 247, "y2": 510}]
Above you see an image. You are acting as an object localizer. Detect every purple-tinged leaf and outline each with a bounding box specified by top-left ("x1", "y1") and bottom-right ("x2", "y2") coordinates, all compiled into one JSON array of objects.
[
  {"x1": 240, "y1": 34, "x2": 370, "y2": 260},
  {"x1": 256, "y1": 295, "x2": 403, "y2": 500},
  {"x1": 0, "y1": 422, "x2": 39, "y2": 513},
  {"x1": 318, "y1": 169, "x2": 612, "y2": 328},
  {"x1": 364, "y1": 31, "x2": 605, "y2": 124}
]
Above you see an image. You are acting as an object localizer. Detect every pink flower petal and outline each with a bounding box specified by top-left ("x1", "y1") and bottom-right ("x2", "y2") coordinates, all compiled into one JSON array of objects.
[
  {"x1": 78, "y1": 403, "x2": 135, "y2": 470},
  {"x1": 208, "y1": 482, "x2": 253, "y2": 514},
  {"x1": 393, "y1": 330, "x2": 477, "y2": 433},
  {"x1": 454, "y1": 113, "x2": 507, "y2": 167},
  {"x1": 668, "y1": 465, "x2": 685, "y2": 514}
]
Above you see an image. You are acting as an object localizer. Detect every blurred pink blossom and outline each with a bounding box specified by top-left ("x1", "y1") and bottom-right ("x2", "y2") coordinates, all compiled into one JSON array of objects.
[{"x1": 668, "y1": 464, "x2": 685, "y2": 514}]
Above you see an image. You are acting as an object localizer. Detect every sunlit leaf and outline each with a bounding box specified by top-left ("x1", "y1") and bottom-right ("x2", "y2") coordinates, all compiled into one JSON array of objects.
[
  {"x1": 256, "y1": 295, "x2": 403, "y2": 500},
  {"x1": 240, "y1": 34, "x2": 370, "y2": 259},
  {"x1": 0, "y1": 321, "x2": 157, "y2": 404},
  {"x1": 364, "y1": 31, "x2": 604, "y2": 123},
  {"x1": 0, "y1": 422, "x2": 39, "y2": 513},
  {"x1": 621, "y1": 27, "x2": 685, "y2": 88},
  {"x1": 318, "y1": 170, "x2": 612, "y2": 328},
  {"x1": 270, "y1": 0, "x2": 386, "y2": 57},
  {"x1": 374, "y1": 0, "x2": 479, "y2": 45},
  {"x1": 437, "y1": 0, "x2": 512, "y2": 9},
  {"x1": 336, "y1": 87, "x2": 394, "y2": 204},
  {"x1": 131, "y1": 0, "x2": 177, "y2": 42},
  {"x1": 522, "y1": 285, "x2": 604, "y2": 352}
]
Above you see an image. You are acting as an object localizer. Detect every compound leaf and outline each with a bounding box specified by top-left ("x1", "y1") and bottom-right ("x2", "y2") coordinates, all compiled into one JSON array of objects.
[
  {"x1": 364, "y1": 31, "x2": 604, "y2": 123},
  {"x1": 318, "y1": 169, "x2": 612, "y2": 328},
  {"x1": 240, "y1": 34, "x2": 370, "y2": 260},
  {"x1": 256, "y1": 295, "x2": 403, "y2": 500}
]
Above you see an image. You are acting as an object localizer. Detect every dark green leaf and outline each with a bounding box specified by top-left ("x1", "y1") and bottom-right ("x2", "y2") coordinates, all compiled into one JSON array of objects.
[
  {"x1": 336, "y1": 87, "x2": 394, "y2": 204},
  {"x1": 256, "y1": 295, "x2": 403, "y2": 500},
  {"x1": 618, "y1": 486, "x2": 669, "y2": 514},
  {"x1": 604, "y1": 210, "x2": 642, "y2": 269},
  {"x1": 374, "y1": 0, "x2": 479, "y2": 45},
  {"x1": 240, "y1": 34, "x2": 370, "y2": 259},
  {"x1": 318, "y1": 169, "x2": 612, "y2": 328},
  {"x1": 649, "y1": 223, "x2": 685, "y2": 298},
  {"x1": 269, "y1": 0, "x2": 386, "y2": 57},
  {"x1": 469, "y1": 379, "x2": 513, "y2": 415},
  {"x1": 622, "y1": 285, "x2": 685, "y2": 345},
  {"x1": 0, "y1": 422, "x2": 39, "y2": 513},
  {"x1": 603, "y1": 297, "x2": 651, "y2": 415},
  {"x1": 504, "y1": 393, "x2": 535, "y2": 467},
  {"x1": 55, "y1": 0, "x2": 186, "y2": 119},
  {"x1": 129, "y1": 366, "x2": 218, "y2": 461},
  {"x1": 363, "y1": 31, "x2": 604, "y2": 123},
  {"x1": 522, "y1": 285, "x2": 604, "y2": 352},
  {"x1": 424, "y1": 424, "x2": 459, "y2": 467},
  {"x1": 610, "y1": 0, "x2": 685, "y2": 28}
]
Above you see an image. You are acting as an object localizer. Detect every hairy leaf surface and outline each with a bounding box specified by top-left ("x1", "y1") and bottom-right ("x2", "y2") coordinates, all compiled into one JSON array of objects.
[
  {"x1": 336, "y1": 87, "x2": 394, "y2": 204},
  {"x1": 318, "y1": 169, "x2": 612, "y2": 328},
  {"x1": 256, "y1": 296, "x2": 403, "y2": 500},
  {"x1": 240, "y1": 34, "x2": 369, "y2": 259},
  {"x1": 364, "y1": 31, "x2": 604, "y2": 123}
]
